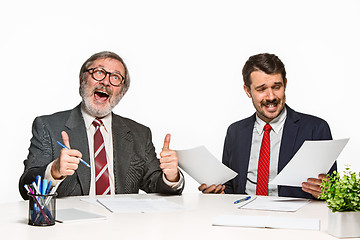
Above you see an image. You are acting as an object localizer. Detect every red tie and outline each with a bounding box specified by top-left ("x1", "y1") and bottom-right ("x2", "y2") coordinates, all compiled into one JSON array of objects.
[
  {"x1": 256, "y1": 124, "x2": 272, "y2": 196},
  {"x1": 93, "y1": 119, "x2": 110, "y2": 195}
]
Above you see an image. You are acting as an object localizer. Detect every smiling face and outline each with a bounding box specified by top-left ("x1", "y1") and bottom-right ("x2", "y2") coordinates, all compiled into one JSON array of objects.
[
  {"x1": 244, "y1": 70, "x2": 287, "y2": 123},
  {"x1": 80, "y1": 58, "x2": 126, "y2": 118}
]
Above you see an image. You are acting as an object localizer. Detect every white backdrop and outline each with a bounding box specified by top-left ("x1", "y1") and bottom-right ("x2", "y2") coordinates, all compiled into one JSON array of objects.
[{"x1": 1, "y1": 0, "x2": 359, "y2": 203}]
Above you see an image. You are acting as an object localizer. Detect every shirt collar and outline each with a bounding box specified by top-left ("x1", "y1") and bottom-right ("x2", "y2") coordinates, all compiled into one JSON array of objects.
[
  {"x1": 255, "y1": 107, "x2": 287, "y2": 135},
  {"x1": 81, "y1": 104, "x2": 112, "y2": 133}
]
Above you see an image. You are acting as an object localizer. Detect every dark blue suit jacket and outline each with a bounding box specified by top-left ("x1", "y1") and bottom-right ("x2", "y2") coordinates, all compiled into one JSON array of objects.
[{"x1": 223, "y1": 105, "x2": 336, "y2": 199}]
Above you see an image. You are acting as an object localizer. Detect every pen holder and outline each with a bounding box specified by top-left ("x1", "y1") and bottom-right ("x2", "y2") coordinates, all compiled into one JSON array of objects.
[{"x1": 27, "y1": 192, "x2": 57, "y2": 226}]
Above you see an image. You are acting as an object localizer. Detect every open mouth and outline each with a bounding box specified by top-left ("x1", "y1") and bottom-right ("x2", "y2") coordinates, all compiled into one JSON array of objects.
[
  {"x1": 265, "y1": 103, "x2": 277, "y2": 108},
  {"x1": 263, "y1": 101, "x2": 279, "y2": 112},
  {"x1": 94, "y1": 90, "x2": 110, "y2": 102}
]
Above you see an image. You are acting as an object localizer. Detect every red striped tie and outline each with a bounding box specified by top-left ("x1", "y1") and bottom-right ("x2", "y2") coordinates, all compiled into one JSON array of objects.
[
  {"x1": 93, "y1": 119, "x2": 110, "y2": 195},
  {"x1": 256, "y1": 124, "x2": 272, "y2": 196}
]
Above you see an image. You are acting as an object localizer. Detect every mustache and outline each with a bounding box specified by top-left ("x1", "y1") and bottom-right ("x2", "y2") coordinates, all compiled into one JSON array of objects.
[
  {"x1": 92, "y1": 85, "x2": 113, "y2": 96},
  {"x1": 261, "y1": 99, "x2": 280, "y2": 105}
]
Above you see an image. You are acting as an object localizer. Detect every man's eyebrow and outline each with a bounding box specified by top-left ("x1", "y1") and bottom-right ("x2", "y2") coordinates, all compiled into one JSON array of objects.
[
  {"x1": 94, "y1": 65, "x2": 122, "y2": 74},
  {"x1": 254, "y1": 84, "x2": 266, "y2": 90},
  {"x1": 254, "y1": 81, "x2": 283, "y2": 90}
]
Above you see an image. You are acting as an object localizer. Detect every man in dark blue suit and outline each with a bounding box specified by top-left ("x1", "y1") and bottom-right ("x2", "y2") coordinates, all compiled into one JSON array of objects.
[{"x1": 199, "y1": 53, "x2": 336, "y2": 199}]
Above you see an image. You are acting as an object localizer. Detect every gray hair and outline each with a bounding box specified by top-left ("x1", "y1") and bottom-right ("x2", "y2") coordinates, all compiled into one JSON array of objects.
[{"x1": 79, "y1": 51, "x2": 130, "y2": 96}]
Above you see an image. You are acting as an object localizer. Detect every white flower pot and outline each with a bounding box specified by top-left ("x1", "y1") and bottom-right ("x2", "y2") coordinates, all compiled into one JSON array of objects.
[{"x1": 328, "y1": 209, "x2": 360, "y2": 238}]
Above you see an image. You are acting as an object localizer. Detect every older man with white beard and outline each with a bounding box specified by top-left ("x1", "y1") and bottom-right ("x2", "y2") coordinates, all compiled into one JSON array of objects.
[{"x1": 19, "y1": 51, "x2": 184, "y2": 199}]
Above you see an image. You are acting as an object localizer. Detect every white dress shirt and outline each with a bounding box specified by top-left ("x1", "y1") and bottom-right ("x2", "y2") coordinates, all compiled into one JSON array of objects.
[
  {"x1": 81, "y1": 108, "x2": 114, "y2": 196},
  {"x1": 245, "y1": 108, "x2": 287, "y2": 196}
]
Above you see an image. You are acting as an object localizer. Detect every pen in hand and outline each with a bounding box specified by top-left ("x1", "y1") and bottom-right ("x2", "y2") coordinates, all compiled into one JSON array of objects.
[{"x1": 56, "y1": 141, "x2": 91, "y2": 168}]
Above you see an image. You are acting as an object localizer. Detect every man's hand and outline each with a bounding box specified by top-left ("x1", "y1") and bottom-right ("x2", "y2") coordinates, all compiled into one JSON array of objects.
[
  {"x1": 302, "y1": 173, "x2": 328, "y2": 198},
  {"x1": 51, "y1": 131, "x2": 82, "y2": 180},
  {"x1": 198, "y1": 184, "x2": 225, "y2": 194},
  {"x1": 159, "y1": 134, "x2": 180, "y2": 182}
]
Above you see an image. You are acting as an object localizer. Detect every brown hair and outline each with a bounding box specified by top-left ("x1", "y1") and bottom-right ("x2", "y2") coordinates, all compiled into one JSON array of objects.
[{"x1": 242, "y1": 53, "x2": 286, "y2": 88}]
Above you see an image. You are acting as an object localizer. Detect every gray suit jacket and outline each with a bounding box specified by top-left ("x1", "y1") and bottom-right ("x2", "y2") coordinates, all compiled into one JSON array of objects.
[{"x1": 19, "y1": 104, "x2": 183, "y2": 199}]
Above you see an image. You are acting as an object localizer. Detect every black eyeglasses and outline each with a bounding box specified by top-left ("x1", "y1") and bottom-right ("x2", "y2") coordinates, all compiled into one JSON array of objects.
[{"x1": 86, "y1": 67, "x2": 125, "y2": 87}]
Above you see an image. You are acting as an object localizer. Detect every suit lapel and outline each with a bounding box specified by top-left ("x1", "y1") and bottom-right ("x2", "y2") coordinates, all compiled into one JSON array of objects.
[
  {"x1": 238, "y1": 115, "x2": 255, "y2": 191},
  {"x1": 112, "y1": 114, "x2": 133, "y2": 193},
  {"x1": 64, "y1": 104, "x2": 91, "y2": 195},
  {"x1": 278, "y1": 105, "x2": 300, "y2": 172}
]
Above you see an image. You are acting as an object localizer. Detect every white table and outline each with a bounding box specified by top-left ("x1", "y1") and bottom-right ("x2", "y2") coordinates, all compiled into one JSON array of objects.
[{"x1": 0, "y1": 193, "x2": 343, "y2": 240}]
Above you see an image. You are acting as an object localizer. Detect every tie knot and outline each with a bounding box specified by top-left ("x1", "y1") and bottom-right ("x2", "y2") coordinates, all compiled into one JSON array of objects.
[
  {"x1": 264, "y1": 124, "x2": 272, "y2": 132},
  {"x1": 93, "y1": 118, "x2": 103, "y2": 128}
]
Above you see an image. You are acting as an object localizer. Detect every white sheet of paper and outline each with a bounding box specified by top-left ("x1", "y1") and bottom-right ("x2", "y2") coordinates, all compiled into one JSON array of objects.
[
  {"x1": 238, "y1": 197, "x2": 310, "y2": 212},
  {"x1": 213, "y1": 215, "x2": 319, "y2": 231},
  {"x1": 56, "y1": 208, "x2": 106, "y2": 223},
  {"x1": 96, "y1": 198, "x2": 186, "y2": 213},
  {"x1": 176, "y1": 146, "x2": 238, "y2": 186},
  {"x1": 270, "y1": 138, "x2": 349, "y2": 187}
]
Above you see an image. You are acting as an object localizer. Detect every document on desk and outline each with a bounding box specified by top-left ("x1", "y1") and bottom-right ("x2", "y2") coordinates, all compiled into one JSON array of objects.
[
  {"x1": 56, "y1": 208, "x2": 106, "y2": 223},
  {"x1": 237, "y1": 197, "x2": 310, "y2": 212},
  {"x1": 176, "y1": 146, "x2": 237, "y2": 186},
  {"x1": 96, "y1": 197, "x2": 186, "y2": 213},
  {"x1": 213, "y1": 215, "x2": 319, "y2": 231},
  {"x1": 270, "y1": 138, "x2": 349, "y2": 187}
]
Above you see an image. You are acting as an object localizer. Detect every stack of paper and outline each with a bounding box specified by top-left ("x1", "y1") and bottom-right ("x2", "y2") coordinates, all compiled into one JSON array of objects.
[{"x1": 213, "y1": 215, "x2": 320, "y2": 230}]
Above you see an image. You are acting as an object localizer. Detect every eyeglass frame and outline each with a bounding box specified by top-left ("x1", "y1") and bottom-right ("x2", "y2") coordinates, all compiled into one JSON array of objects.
[{"x1": 86, "y1": 67, "x2": 126, "y2": 87}]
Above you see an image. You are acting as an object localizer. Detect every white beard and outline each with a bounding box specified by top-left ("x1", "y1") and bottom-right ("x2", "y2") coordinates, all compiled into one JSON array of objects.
[{"x1": 79, "y1": 80, "x2": 122, "y2": 118}]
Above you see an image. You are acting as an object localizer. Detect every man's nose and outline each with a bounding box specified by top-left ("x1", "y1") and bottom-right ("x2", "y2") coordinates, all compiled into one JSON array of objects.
[
  {"x1": 266, "y1": 89, "x2": 276, "y2": 100},
  {"x1": 99, "y1": 74, "x2": 111, "y2": 86}
]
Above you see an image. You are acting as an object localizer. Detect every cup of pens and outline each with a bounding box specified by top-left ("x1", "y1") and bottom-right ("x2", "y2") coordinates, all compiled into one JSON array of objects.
[
  {"x1": 27, "y1": 192, "x2": 57, "y2": 226},
  {"x1": 25, "y1": 176, "x2": 59, "y2": 226}
]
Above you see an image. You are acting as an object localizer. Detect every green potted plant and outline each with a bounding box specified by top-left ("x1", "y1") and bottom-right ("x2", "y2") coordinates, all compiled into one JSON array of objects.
[{"x1": 320, "y1": 167, "x2": 360, "y2": 238}]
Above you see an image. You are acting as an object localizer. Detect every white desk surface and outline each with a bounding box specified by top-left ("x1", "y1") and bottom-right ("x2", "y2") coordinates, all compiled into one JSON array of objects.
[{"x1": 0, "y1": 193, "x2": 344, "y2": 240}]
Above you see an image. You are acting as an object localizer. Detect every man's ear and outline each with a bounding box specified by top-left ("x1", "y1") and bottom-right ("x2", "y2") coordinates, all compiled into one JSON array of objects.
[
  {"x1": 283, "y1": 78, "x2": 287, "y2": 89},
  {"x1": 243, "y1": 84, "x2": 252, "y2": 98},
  {"x1": 120, "y1": 89, "x2": 127, "y2": 98}
]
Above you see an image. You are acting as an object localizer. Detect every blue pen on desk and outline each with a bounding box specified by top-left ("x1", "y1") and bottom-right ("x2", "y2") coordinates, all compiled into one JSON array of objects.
[
  {"x1": 56, "y1": 141, "x2": 91, "y2": 168},
  {"x1": 234, "y1": 196, "x2": 251, "y2": 204}
]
